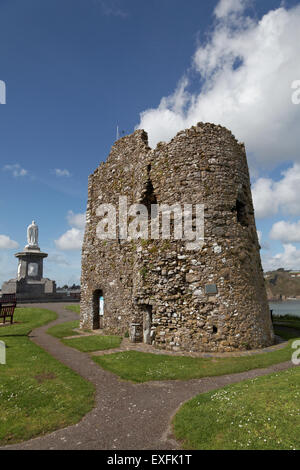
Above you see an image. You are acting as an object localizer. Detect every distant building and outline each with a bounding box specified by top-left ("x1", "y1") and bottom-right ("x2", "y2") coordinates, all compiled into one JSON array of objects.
[{"x1": 289, "y1": 271, "x2": 300, "y2": 278}]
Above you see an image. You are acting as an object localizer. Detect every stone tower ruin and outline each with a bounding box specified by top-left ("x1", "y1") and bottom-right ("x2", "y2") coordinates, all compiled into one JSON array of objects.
[{"x1": 80, "y1": 123, "x2": 274, "y2": 352}]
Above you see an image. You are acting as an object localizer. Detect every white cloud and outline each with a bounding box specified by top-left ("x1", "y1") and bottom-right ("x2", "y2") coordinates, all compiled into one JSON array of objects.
[
  {"x1": 252, "y1": 164, "x2": 300, "y2": 218},
  {"x1": 55, "y1": 211, "x2": 86, "y2": 251},
  {"x1": 0, "y1": 235, "x2": 19, "y2": 249},
  {"x1": 136, "y1": 1, "x2": 300, "y2": 167},
  {"x1": 55, "y1": 228, "x2": 83, "y2": 251},
  {"x1": 53, "y1": 168, "x2": 71, "y2": 177},
  {"x1": 47, "y1": 253, "x2": 70, "y2": 266},
  {"x1": 3, "y1": 164, "x2": 28, "y2": 177},
  {"x1": 270, "y1": 220, "x2": 300, "y2": 243},
  {"x1": 214, "y1": 0, "x2": 248, "y2": 19},
  {"x1": 257, "y1": 230, "x2": 262, "y2": 243},
  {"x1": 257, "y1": 230, "x2": 269, "y2": 250},
  {"x1": 0, "y1": 253, "x2": 17, "y2": 285},
  {"x1": 99, "y1": 0, "x2": 128, "y2": 18},
  {"x1": 262, "y1": 244, "x2": 300, "y2": 271},
  {"x1": 66, "y1": 210, "x2": 86, "y2": 229},
  {"x1": 252, "y1": 178, "x2": 278, "y2": 219}
]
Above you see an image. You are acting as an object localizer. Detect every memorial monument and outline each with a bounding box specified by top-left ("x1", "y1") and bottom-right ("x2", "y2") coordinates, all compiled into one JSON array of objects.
[{"x1": 1, "y1": 221, "x2": 56, "y2": 300}]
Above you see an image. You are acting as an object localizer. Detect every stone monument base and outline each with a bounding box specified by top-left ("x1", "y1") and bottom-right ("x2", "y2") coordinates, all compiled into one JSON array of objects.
[
  {"x1": 1, "y1": 278, "x2": 79, "y2": 303},
  {"x1": 2, "y1": 277, "x2": 56, "y2": 296}
]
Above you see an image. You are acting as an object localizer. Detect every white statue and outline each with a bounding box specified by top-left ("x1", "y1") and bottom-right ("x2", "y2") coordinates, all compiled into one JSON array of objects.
[{"x1": 27, "y1": 220, "x2": 39, "y2": 247}]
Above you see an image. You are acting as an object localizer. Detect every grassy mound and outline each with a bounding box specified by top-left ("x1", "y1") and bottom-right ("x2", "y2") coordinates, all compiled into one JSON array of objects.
[
  {"x1": 92, "y1": 318, "x2": 300, "y2": 383},
  {"x1": 173, "y1": 367, "x2": 300, "y2": 450}
]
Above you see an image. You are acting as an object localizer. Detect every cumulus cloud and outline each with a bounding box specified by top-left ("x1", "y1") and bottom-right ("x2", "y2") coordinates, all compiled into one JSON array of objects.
[
  {"x1": 270, "y1": 220, "x2": 300, "y2": 243},
  {"x1": 53, "y1": 168, "x2": 71, "y2": 177},
  {"x1": 252, "y1": 164, "x2": 300, "y2": 218},
  {"x1": 99, "y1": 0, "x2": 128, "y2": 18},
  {"x1": 55, "y1": 211, "x2": 86, "y2": 251},
  {"x1": 252, "y1": 178, "x2": 277, "y2": 219},
  {"x1": 257, "y1": 230, "x2": 262, "y2": 243},
  {"x1": 136, "y1": 1, "x2": 300, "y2": 166},
  {"x1": 262, "y1": 244, "x2": 300, "y2": 271},
  {"x1": 3, "y1": 164, "x2": 28, "y2": 177},
  {"x1": 214, "y1": 0, "x2": 248, "y2": 19},
  {"x1": 55, "y1": 228, "x2": 83, "y2": 251},
  {"x1": 47, "y1": 253, "x2": 71, "y2": 266},
  {"x1": 257, "y1": 230, "x2": 269, "y2": 250},
  {"x1": 0, "y1": 234, "x2": 19, "y2": 249},
  {"x1": 66, "y1": 210, "x2": 86, "y2": 229},
  {"x1": 0, "y1": 253, "x2": 17, "y2": 284}
]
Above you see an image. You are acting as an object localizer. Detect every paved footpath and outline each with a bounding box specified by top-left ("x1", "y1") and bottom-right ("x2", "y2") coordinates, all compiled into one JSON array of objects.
[{"x1": 2, "y1": 303, "x2": 295, "y2": 450}]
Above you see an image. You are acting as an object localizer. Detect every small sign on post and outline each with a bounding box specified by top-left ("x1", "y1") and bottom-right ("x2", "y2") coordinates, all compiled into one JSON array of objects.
[
  {"x1": 99, "y1": 296, "x2": 104, "y2": 316},
  {"x1": 0, "y1": 340, "x2": 6, "y2": 365}
]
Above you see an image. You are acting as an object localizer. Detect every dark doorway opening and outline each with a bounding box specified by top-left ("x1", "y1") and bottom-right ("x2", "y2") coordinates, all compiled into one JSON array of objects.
[{"x1": 92, "y1": 289, "x2": 104, "y2": 329}]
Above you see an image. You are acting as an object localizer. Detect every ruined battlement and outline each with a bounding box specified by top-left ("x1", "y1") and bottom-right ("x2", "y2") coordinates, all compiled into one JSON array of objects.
[{"x1": 80, "y1": 122, "x2": 274, "y2": 353}]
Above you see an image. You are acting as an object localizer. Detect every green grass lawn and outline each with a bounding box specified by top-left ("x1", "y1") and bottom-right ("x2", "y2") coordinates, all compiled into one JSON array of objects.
[
  {"x1": 273, "y1": 316, "x2": 300, "y2": 331},
  {"x1": 65, "y1": 304, "x2": 80, "y2": 314},
  {"x1": 62, "y1": 335, "x2": 122, "y2": 352},
  {"x1": 273, "y1": 317, "x2": 300, "y2": 341},
  {"x1": 173, "y1": 367, "x2": 300, "y2": 450},
  {"x1": 273, "y1": 327, "x2": 299, "y2": 341},
  {"x1": 47, "y1": 320, "x2": 80, "y2": 338},
  {"x1": 92, "y1": 320, "x2": 300, "y2": 383},
  {"x1": 0, "y1": 308, "x2": 94, "y2": 445}
]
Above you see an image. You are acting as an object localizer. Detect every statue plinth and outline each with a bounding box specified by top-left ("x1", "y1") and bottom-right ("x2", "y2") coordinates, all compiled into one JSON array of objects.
[
  {"x1": 15, "y1": 248, "x2": 48, "y2": 282},
  {"x1": 25, "y1": 245, "x2": 40, "y2": 252}
]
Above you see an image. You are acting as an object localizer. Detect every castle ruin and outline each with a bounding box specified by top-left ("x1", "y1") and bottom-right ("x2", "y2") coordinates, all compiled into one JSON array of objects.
[{"x1": 80, "y1": 123, "x2": 274, "y2": 352}]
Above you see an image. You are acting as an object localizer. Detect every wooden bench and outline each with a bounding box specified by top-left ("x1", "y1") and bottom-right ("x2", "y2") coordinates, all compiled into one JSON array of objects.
[
  {"x1": 1, "y1": 294, "x2": 16, "y2": 303},
  {"x1": 0, "y1": 294, "x2": 17, "y2": 324}
]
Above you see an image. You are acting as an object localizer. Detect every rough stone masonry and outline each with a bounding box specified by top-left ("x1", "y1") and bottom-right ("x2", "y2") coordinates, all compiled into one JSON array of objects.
[{"x1": 80, "y1": 122, "x2": 274, "y2": 352}]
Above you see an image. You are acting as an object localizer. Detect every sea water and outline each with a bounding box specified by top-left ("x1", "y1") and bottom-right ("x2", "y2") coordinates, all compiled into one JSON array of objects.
[{"x1": 269, "y1": 300, "x2": 300, "y2": 318}]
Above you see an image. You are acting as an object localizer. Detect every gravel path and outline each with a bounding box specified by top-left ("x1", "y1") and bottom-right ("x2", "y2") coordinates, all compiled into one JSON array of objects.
[{"x1": 1, "y1": 303, "x2": 295, "y2": 450}]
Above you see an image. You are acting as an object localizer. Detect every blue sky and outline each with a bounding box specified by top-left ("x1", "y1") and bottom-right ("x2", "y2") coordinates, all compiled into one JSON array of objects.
[{"x1": 1, "y1": 0, "x2": 300, "y2": 286}]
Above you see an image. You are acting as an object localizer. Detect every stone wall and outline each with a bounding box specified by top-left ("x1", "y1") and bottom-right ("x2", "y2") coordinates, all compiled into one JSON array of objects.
[{"x1": 80, "y1": 123, "x2": 274, "y2": 352}]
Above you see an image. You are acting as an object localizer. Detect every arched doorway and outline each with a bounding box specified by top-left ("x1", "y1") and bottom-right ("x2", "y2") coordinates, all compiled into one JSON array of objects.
[{"x1": 92, "y1": 289, "x2": 104, "y2": 329}]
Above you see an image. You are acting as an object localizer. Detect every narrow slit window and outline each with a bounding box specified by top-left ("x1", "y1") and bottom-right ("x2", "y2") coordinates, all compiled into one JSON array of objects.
[{"x1": 236, "y1": 199, "x2": 249, "y2": 227}]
